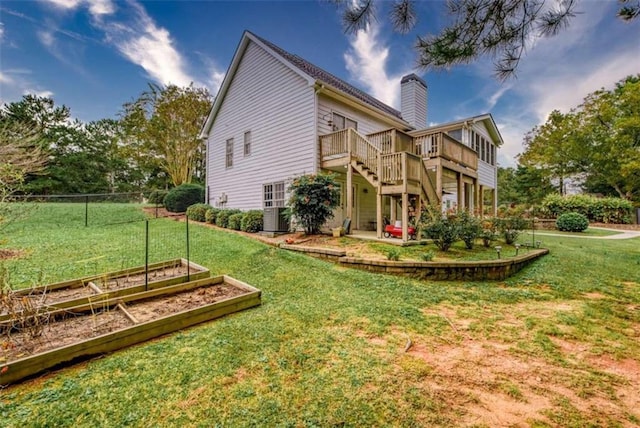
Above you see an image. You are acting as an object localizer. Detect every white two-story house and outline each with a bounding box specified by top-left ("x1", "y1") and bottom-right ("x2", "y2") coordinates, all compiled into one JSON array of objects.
[{"x1": 200, "y1": 31, "x2": 503, "y2": 241}]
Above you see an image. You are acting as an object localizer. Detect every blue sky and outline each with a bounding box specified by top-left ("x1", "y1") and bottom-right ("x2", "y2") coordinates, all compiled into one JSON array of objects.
[{"x1": 1, "y1": 0, "x2": 639, "y2": 166}]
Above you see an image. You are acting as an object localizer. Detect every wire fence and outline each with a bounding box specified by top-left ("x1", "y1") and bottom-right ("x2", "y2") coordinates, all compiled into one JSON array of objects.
[
  {"x1": 8, "y1": 192, "x2": 176, "y2": 227},
  {"x1": 1, "y1": 201, "x2": 197, "y2": 290}
]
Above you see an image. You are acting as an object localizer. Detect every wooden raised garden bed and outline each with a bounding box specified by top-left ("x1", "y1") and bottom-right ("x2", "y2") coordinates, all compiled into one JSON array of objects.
[
  {"x1": 0, "y1": 258, "x2": 209, "y2": 322},
  {"x1": 1, "y1": 275, "x2": 261, "y2": 385}
]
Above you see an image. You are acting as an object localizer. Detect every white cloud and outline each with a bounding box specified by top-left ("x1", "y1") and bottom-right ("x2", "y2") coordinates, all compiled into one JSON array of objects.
[
  {"x1": 0, "y1": 72, "x2": 13, "y2": 84},
  {"x1": 99, "y1": 2, "x2": 193, "y2": 86},
  {"x1": 0, "y1": 22, "x2": 4, "y2": 41},
  {"x1": 209, "y1": 69, "x2": 225, "y2": 94},
  {"x1": 343, "y1": 24, "x2": 412, "y2": 109},
  {"x1": 42, "y1": 0, "x2": 115, "y2": 18},
  {"x1": 479, "y1": 3, "x2": 640, "y2": 166},
  {"x1": 24, "y1": 89, "x2": 55, "y2": 98},
  {"x1": 37, "y1": 30, "x2": 55, "y2": 47}
]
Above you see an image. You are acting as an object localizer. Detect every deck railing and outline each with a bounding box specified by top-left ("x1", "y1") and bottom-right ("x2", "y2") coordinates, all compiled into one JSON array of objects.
[
  {"x1": 414, "y1": 132, "x2": 478, "y2": 169},
  {"x1": 320, "y1": 129, "x2": 349, "y2": 159},
  {"x1": 380, "y1": 152, "x2": 403, "y2": 183},
  {"x1": 366, "y1": 129, "x2": 393, "y2": 154},
  {"x1": 351, "y1": 130, "x2": 379, "y2": 176}
]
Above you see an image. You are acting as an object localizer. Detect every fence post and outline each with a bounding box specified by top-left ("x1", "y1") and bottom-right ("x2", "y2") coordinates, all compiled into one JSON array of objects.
[
  {"x1": 145, "y1": 219, "x2": 149, "y2": 291},
  {"x1": 186, "y1": 215, "x2": 190, "y2": 281},
  {"x1": 85, "y1": 195, "x2": 89, "y2": 227}
]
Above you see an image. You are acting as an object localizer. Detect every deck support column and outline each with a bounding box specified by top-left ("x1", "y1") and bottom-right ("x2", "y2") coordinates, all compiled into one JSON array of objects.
[
  {"x1": 346, "y1": 164, "x2": 353, "y2": 229},
  {"x1": 478, "y1": 184, "x2": 484, "y2": 217},
  {"x1": 457, "y1": 172, "x2": 463, "y2": 212},
  {"x1": 492, "y1": 188, "x2": 498, "y2": 216},
  {"x1": 402, "y1": 192, "x2": 409, "y2": 242},
  {"x1": 376, "y1": 192, "x2": 383, "y2": 239}
]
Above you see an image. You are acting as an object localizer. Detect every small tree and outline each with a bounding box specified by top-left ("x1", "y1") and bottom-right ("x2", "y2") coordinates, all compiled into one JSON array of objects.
[
  {"x1": 287, "y1": 173, "x2": 340, "y2": 234},
  {"x1": 458, "y1": 211, "x2": 482, "y2": 249},
  {"x1": 493, "y1": 216, "x2": 529, "y2": 245},
  {"x1": 0, "y1": 122, "x2": 47, "y2": 229}
]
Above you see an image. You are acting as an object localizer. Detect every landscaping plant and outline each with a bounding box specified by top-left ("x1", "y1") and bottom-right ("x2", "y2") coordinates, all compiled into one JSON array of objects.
[
  {"x1": 205, "y1": 207, "x2": 221, "y2": 224},
  {"x1": 286, "y1": 173, "x2": 340, "y2": 234},
  {"x1": 422, "y1": 214, "x2": 460, "y2": 251},
  {"x1": 241, "y1": 210, "x2": 263, "y2": 233},
  {"x1": 556, "y1": 212, "x2": 589, "y2": 232},
  {"x1": 458, "y1": 211, "x2": 483, "y2": 249},
  {"x1": 216, "y1": 209, "x2": 242, "y2": 228},
  {"x1": 493, "y1": 216, "x2": 528, "y2": 245},
  {"x1": 227, "y1": 213, "x2": 244, "y2": 231},
  {"x1": 163, "y1": 184, "x2": 204, "y2": 213},
  {"x1": 185, "y1": 203, "x2": 211, "y2": 222}
]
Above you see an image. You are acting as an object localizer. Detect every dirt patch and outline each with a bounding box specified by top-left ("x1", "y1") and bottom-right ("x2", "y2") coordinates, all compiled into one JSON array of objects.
[
  {"x1": 398, "y1": 302, "x2": 640, "y2": 425},
  {"x1": 583, "y1": 292, "x2": 607, "y2": 300},
  {"x1": 1, "y1": 282, "x2": 246, "y2": 363},
  {"x1": 0, "y1": 249, "x2": 24, "y2": 261}
]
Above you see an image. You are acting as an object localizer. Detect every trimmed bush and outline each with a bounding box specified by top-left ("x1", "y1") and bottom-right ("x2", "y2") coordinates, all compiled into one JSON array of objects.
[
  {"x1": 205, "y1": 207, "x2": 221, "y2": 224},
  {"x1": 185, "y1": 203, "x2": 211, "y2": 222},
  {"x1": 241, "y1": 210, "x2": 263, "y2": 233},
  {"x1": 147, "y1": 189, "x2": 168, "y2": 205},
  {"x1": 164, "y1": 184, "x2": 205, "y2": 213},
  {"x1": 542, "y1": 194, "x2": 632, "y2": 223},
  {"x1": 228, "y1": 213, "x2": 244, "y2": 231},
  {"x1": 556, "y1": 212, "x2": 589, "y2": 232},
  {"x1": 216, "y1": 209, "x2": 242, "y2": 228}
]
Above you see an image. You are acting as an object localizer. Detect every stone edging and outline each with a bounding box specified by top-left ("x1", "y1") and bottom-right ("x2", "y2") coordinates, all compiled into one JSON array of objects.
[{"x1": 280, "y1": 244, "x2": 549, "y2": 281}]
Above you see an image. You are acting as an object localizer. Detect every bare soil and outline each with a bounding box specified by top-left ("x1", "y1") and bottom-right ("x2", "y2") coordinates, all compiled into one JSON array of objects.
[
  {"x1": 5, "y1": 265, "x2": 198, "y2": 312},
  {"x1": 1, "y1": 282, "x2": 247, "y2": 363},
  {"x1": 0, "y1": 249, "x2": 24, "y2": 261}
]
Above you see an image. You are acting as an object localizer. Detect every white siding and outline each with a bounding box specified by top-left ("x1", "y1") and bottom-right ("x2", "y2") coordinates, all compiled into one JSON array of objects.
[
  {"x1": 207, "y1": 41, "x2": 316, "y2": 210},
  {"x1": 317, "y1": 95, "x2": 394, "y2": 137},
  {"x1": 472, "y1": 123, "x2": 497, "y2": 188},
  {"x1": 478, "y1": 162, "x2": 496, "y2": 188}
]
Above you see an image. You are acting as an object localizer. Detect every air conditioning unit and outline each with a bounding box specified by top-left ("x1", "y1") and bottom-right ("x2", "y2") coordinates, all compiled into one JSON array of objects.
[{"x1": 263, "y1": 207, "x2": 288, "y2": 232}]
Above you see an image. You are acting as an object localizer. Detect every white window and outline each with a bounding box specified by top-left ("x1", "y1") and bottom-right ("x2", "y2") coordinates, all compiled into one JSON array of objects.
[
  {"x1": 264, "y1": 182, "x2": 285, "y2": 207},
  {"x1": 244, "y1": 131, "x2": 251, "y2": 157},
  {"x1": 225, "y1": 138, "x2": 234, "y2": 168},
  {"x1": 332, "y1": 112, "x2": 357, "y2": 131}
]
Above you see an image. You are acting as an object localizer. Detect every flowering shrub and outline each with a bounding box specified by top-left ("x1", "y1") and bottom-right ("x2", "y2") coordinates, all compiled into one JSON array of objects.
[{"x1": 286, "y1": 173, "x2": 340, "y2": 234}]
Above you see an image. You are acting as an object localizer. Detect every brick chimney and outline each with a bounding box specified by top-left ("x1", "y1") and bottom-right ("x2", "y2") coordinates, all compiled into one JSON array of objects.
[{"x1": 400, "y1": 74, "x2": 428, "y2": 129}]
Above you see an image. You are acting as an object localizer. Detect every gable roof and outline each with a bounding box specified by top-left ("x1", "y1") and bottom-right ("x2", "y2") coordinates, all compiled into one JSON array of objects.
[
  {"x1": 411, "y1": 113, "x2": 504, "y2": 147},
  {"x1": 250, "y1": 32, "x2": 403, "y2": 120},
  {"x1": 200, "y1": 31, "x2": 407, "y2": 138}
]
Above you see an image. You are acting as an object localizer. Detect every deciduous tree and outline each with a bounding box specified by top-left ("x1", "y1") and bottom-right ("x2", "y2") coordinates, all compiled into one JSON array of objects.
[{"x1": 120, "y1": 84, "x2": 212, "y2": 187}]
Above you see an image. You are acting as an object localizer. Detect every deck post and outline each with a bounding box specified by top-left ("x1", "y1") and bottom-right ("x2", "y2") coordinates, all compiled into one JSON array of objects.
[
  {"x1": 390, "y1": 196, "x2": 397, "y2": 223},
  {"x1": 376, "y1": 192, "x2": 383, "y2": 239},
  {"x1": 457, "y1": 172, "x2": 463, "y2": 211},
  {"x1": 402, "y1": 192, "x2": 409, "y2": 242},
  {"x1": 492, "y1": 188, "x2": 498, "y2": 216},
  {"x1": 346, "y1": 164, "x2": 353, "y2": 226}
]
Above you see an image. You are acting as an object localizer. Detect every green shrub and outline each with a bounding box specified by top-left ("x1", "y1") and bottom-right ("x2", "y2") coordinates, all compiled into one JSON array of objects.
[
  {"x1": 420, "y1": 251, "x2": 435, "y2": 262},
  {"x1": 422, "y1": 215, "x2": 460, "y2": 252},
  {"x1": 386, "y1": 248, "x2": 401, "y2": 261},
  {"x1": 556, "y1": 212, "x2": 589, "y2": 232},
  {"x1": 492, "y1": 216, "x2": 528, "y2": 245},
  {"x1": 216, "y1": 209, "x2": 242, "y2": 228},
  {"x1": 458, "y1": 211, "x2": 482, "y2": 249},
  {"x1": 185, "y1": 203, "x2": 211, "y2": 222},
  {"x1": 205, "y1": 207, "x2": 221, "y2": 224},
  {"x1": 241, "y1": 210, "x2": 263, "y2": 233},
  {"x1": 147, "y1": 189, "x2": 168, "y2": 205},
  {"x1": 286, "y1": 173, "x2": 340, "y2": 234},
  {"x1": 227, "y1": 213, "x2": 244, "y2": 231},
  {"x1": 163, "y1": 184, "x2": 205, "y2": 213},
  {"x1": 480, "y1": 229, "x2": 496, "y2": 248},
  {"x1": 541, "y1": 194, "x2": 632, "y2": 223}
]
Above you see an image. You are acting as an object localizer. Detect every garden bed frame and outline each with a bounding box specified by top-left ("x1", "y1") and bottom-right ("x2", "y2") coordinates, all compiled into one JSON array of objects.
[
  {"x1": 1, "y1": 275, "x2": 261, "y2": 385},
  {"x1": 1, "y1": 259, "x2": 209, "y2": 322}
]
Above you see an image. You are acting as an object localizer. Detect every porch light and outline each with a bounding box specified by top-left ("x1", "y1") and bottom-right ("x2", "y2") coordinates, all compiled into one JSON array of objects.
[{"x1": 495, "y1": 246, "x2": 502, "y2": 259}]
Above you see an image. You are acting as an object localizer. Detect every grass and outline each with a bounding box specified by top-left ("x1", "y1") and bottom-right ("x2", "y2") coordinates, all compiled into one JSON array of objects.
[
  {"x1": 532, "y1": 227, "x2": 623, "y2": 237},
  {"x1": 1, "y1": 204, "x2": 639, "y2": 426}
]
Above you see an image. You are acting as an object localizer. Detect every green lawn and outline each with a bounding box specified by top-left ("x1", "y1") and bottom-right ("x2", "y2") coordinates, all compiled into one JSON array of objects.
[{"x1": 1, "y1": 205, "x2": 639, "y2": 427}]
